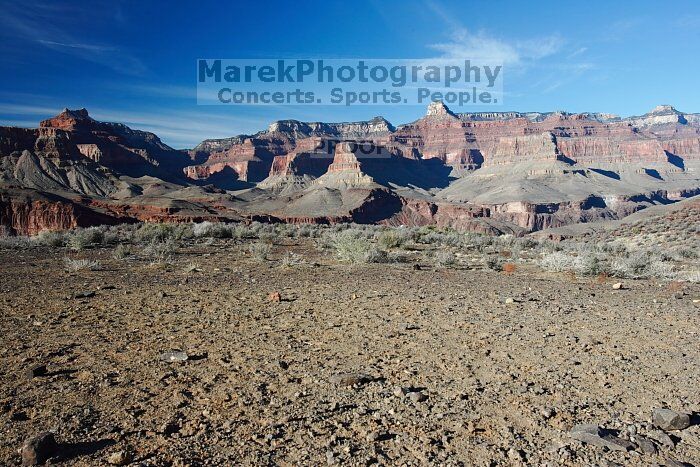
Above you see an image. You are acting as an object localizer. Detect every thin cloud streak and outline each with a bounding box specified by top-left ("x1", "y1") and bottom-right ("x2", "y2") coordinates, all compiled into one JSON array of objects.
[{"x1": 0, "y1": 2, "x2": 146, "y2": 76}]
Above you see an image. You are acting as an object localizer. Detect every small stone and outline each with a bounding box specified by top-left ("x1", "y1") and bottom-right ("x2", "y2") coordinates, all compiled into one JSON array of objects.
[
  {"x1": 570, "y1": 424, "x2": 633, "y2": 451},
  {"x1": 159, "y1": 351, "x2": 188, "y2": 363},
  {"x1": 24, "y1": 364, "x2": 47, "y2": 379},
  {"x1": 328, "y1": 373, "x2": 371, "y2": 387},
  {"x1": 366, "y1": 431, "x2": 380, "y2": 442},
  {"x1": 407, "y1": 391, "x2": 427, "y2": 403},
  {"x1": 74, "y1": 291, "x2": 95, "y2": 299},
  {"x1": 106, "y1": 450, "x2": 132, "y2": 465},
  {"x1": 267, "y1": 291, "x2": 282, "y2": 302},
  {"x1": 649, "y1": 430, "x2": 675, "y2": 448},
  {"x1": 612, "y1": 283, "x2": 623, "y2": 290},
  {"x1": 392, "y1": 386, "x2": 408, "y2": 397},
  {"x1": 508, "y1": 448, "x2": 525, "y2": 461},
  {"x1": 652, "y1": 408, "x2": 690, "y2": 431},
  {"x1": 21, "y1": 432, "x2": 57, "y2": 466},
  {"x1": 633, "y1": 435, "x2": 657, "y2": 454},
  {"x1": 505, "y1": 298, "x2": 516, "y2": 304},
  {"x1": 160, "y1": 420, "x2": 180, "y2": 436}
]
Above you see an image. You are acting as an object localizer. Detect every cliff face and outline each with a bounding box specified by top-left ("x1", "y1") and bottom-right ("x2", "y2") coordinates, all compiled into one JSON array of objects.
[
  {"x1": 187, "y1": 103, "x2": 700, "y2": 190},
  {"x1": 0, "y1": 189, "x2": 121, "y2": 235},
  {"x1": 2, "y1": 104, "x2": 700, "y2": 235},
  {"x1": 39, "y1": 108, "x2": 191, "y2": 179}
]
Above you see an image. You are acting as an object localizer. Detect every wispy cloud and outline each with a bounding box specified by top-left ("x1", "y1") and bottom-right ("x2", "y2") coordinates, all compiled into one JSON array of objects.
[
  {"x1": 426, "y1": 1, "x2": 563, "y2": 66},
  {"x1": 0, "y1": 2, "x2": 146, "y2": 75},
  {"x1": 37, "y1": 40, "x2": 117, "y2": 52},
  {"x1": 568, "y1": 47, "x2": 588, "y2": 58},
  {"x1": 430, "y1": 28, "x2": 563, "y2": 66},
  {"x1": 425, "y1": 0, "x2": 597, "y2": 99}
]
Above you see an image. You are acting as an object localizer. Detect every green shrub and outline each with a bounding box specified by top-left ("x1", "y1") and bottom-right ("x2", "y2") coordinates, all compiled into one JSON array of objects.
[
  {"x1": 332, "y1": 231, "x2": 385, "y2": 263},
  {"x1": 33, "y1": 230, "x2": 66, "y2": 247},
  {"x1": 377, "y1": 230, "x2": 408, "y2": 250},
  {"x1": 249, "y1": 242, "x2": 272, "y2": 261},
  {"x1": 67, "y1": 227, "x2": 105, "y2": 250},
  {"x1": 64, "y1": 257, "x2": 101, "y2": 271}
]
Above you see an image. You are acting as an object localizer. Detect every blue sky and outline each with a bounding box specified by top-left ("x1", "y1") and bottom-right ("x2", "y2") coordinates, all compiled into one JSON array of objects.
[{"x1": 1, "y1": 0, "x2": 699, "y2": 148}]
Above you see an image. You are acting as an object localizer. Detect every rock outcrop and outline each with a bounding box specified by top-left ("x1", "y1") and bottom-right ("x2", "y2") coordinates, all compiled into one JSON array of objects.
[{"x1": 2, "y1": 103, "x2": 700, "y2": 235}]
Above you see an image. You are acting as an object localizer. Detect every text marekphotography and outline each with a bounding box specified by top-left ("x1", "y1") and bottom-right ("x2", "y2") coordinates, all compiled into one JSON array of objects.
[{"x1": 197, "y1": 59, "x2": 503, "y2": 106}]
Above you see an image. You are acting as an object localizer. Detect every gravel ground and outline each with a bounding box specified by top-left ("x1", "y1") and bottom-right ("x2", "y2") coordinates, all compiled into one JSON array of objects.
[{"x1": 1, "y1": 240, "x2": 699, "y2": 466}]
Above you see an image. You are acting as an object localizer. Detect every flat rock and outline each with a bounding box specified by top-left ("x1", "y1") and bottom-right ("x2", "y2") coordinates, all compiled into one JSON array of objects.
[
  {"x1": 652, "y1": 408, "x2": 690, "y2": 431},
  {"x1": 633, "y1": 435, "x2": 657, "y2": 454},
  {"x1": 24, "y1": 364, "x2": 47, "y2": 379},
  {"x1": 21, "y1": 432, "x2": 57, "y2": 466},
  {"x1": 74, "y1": 291, "x2": 95, "y2": 299},
  {"x1": 570, "y1": 424, "x2": 634, "y2": 451},
  {"x1": 159, "y1": 351, "x2": 189, "y2": 363},
  {"x1": 107, "y1": 450, "x2": 132, "y2": 465}
]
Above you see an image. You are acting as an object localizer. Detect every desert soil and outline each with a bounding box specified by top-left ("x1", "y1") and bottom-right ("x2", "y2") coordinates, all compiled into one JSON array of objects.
[{"x1": 1, "y1": 239, "x2": 699, "y2": 466}]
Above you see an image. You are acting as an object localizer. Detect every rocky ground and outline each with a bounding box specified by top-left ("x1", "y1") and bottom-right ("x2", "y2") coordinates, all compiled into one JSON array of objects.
[{"x1": 1, "y1": 234, "x2": 699, "y2": 466}]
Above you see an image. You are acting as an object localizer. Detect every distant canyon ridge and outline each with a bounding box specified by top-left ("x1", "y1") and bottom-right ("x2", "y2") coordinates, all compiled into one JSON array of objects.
[{"x1": 1, "y1": 102, "x2": 699, "y2": 235}]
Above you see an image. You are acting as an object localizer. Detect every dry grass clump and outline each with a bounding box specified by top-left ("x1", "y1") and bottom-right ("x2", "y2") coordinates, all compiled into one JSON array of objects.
[
  {"x1": 249, "y1": 242, "x2": 272, "y2": 262},
  {"x1": 331, "y1": 231, "x2": 386, "y2": 264},
  {"x1": 64, "y1": 257, "x2": 101, "y2": 271}
]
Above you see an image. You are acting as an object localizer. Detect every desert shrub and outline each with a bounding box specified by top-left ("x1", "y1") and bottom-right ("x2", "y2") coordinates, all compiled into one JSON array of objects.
[
  {"x1": 248, "y1": 242, "x2": 271, "y2": 261},
  {"x1": 183, "y1": 262, "x2": 201, "y2": 273},
  {"x1": 64, "y1": 257, "x2": 101, "y2": 271},
  {"x1": 135, "y1": 223, "x2": 192, "y2": 244},
  {"x1": 485, "y1": 256, "x2": 504, "y2": 271},
  {"x1": 258, "y1": 232, "x2": 277, "y2": 244},
  {"x1": 611, "y1": 252, "x2": 651, "y2": 278},
  {"x1": 102, "y1": 229, "x2": 120, "y2": 245},
  {"x1": 503, "y1": 263, "x2": 517, "y2": 274},
  {"x1": 295, "y1": 224, "x2": 316, "y2": 238},
  {"x1": 377, "y1": 229, "x2": 409, "y2": 250},
  {"x1": 33, "y1": 230, "x2": 66, "y2": 247},
  {"x1": 494, "y1": 235, "x2": 517, "y2": 249},
  {"x1": 331, "y1": 231, "x2": 385, "y2": 263},
  {"x1": 675, "y1": 269, "x2": 700, "y2": 283},
  {"x1": 280, "y1": 251, "x2": 305, "y2": 267},
  {"x1": 610, "y1": 252, "x2": 676, "y2": 279},
  {"x1": 420, "y1": 231, "x2": 461, "y2": 247},
  {"x1": 464, "y1": 234, "x2": 493, "y2": 252},
  {"x1": 142, "y1": 237, "x2": 178, "y2": 264},
  {"x1": 540, "y1": 252, "x2": 579, "y2": 272},
  {"x1": 433, "y1": 250, "x2": 456, "y2": 268},
  {"x1": 249, "y1": 221, "x2": 277, "y2": 238},
  {"x1": 67, "y1": 227, "x2": 105, "y2": 250},
  {"x1": 0, "y1": 235, "x2": 31, "y2": 249},
  {"x1": 274, "y1": 224, "x2": 297, "y2": 238},
  {"x1": 575, "y1": 254, "x2": 604, "y2": 276},
  {"x1": 231, "y1": 224, "x2": 254, "y2": 239},
  {"x1": 540, "y1": 251, "x2": 603, "y2": 276},
  {"x1": 514, "y1": 237, "x2": 538, "y2": 250},
  {"x1": 672, "y1": 246, "x2": 699, "y2": 260},
  {"x1": 193, "y1": 221, "x2": 233, "y2": 238},
  {"x1": 112, "y1": 244, "x2": 131, "y2": 260}
]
